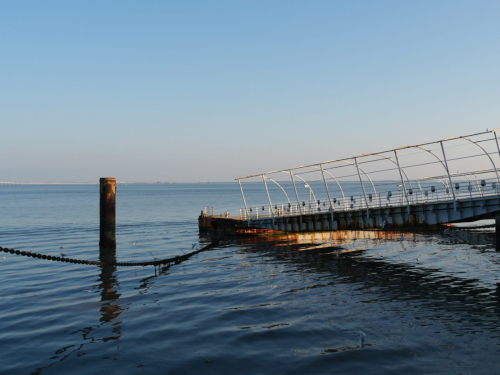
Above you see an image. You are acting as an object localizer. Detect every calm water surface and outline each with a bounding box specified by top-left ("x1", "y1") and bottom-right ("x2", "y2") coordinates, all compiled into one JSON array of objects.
[{"x1": 1, "y1": 183, "x2": 500, "y2": 374}]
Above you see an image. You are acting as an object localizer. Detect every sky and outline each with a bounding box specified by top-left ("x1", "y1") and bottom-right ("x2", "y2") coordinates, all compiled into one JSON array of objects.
[{"x1": 1, "y1": 1, "x2": 499, "y2": 182}]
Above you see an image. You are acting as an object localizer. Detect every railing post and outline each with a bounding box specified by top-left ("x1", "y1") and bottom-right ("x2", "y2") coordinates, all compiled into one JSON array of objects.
[
  {"x1": 393, "y1": 150, "x2": 411, "y2": 216},
  {"x1": 440, "y1": 141, "x2": 457, "y2": 211},
  {"x1": 494, "y1": 131, "x2": 500, "y2": 174},
  {"x1": 262, "y1": 175, "x2": 274, "y2": 225},
  {"x1": 320, "y1": 164, "x2": 334, "y2": 222},
  {"x1": 416, "y1": 181, "x2": 424, "y2": 203},
  {"x1": 238, "y1": 179, "x2": 250, "y2": 223},
  {"x1": 354, "y1": 157, "x2": 370, "y2": 220},
  {"x1": 290, "y1": 170, "x2": 303, "y2": 223}
]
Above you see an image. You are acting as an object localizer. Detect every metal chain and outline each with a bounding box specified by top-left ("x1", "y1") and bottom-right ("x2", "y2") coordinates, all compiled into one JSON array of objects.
[{"x1": 0, "y1": 238, "x2": 222, "y2": 267}]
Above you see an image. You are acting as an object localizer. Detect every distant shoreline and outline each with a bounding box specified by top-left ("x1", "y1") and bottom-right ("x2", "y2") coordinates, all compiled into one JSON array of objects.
[
  {"x1": 0, "y1": 181, "x2": 234, "y2": 185},
  {"x1": 0, "y1": 182, "x2": 98, "y2": 185}
]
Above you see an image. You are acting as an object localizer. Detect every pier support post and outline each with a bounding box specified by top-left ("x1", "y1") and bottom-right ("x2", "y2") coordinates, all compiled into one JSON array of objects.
[
  {"x1": 496, "y1": 214, "x2": 500, "y2": 252},
  {"x1": 100, "y1": 178, "x2": 116, "y2": 249}
]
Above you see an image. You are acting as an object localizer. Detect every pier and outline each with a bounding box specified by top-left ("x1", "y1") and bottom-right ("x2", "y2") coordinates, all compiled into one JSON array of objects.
[{"x1": 200, "y1": 129, "x2": 500, "y2": 237}]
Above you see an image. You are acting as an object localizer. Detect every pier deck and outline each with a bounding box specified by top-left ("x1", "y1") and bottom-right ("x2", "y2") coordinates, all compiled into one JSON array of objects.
[{"x1": 200, "y1": 129, "x2": 500, "y2": 236}]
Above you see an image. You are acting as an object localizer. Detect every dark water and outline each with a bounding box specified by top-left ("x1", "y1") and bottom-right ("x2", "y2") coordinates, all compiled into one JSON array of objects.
[{"x1": 1, "y1": 183, "x2": 500, "y2": 374}]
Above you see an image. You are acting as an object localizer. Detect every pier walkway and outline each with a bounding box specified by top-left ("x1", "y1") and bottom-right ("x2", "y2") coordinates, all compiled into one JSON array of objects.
[{"x1": 200, "y1": 130, "x2": 500, "y2": 234}]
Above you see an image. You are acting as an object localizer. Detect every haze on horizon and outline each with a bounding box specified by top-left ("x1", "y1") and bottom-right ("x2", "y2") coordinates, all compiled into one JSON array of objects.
[{"x1": 1, "y1": 1, "x2": 499, "y2": 183}]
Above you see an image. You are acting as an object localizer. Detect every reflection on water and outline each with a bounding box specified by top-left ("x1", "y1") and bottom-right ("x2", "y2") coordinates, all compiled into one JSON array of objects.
[
  {"x1": 31, "y1": 248, "x2": 123, "y2": 374},
  {"x1": 18, "y1": 231, "x2": 500, "y2": 374},
  {"x1": 98, "y1": 247, "x2": 123, "y2": 336},
  {"x1": 230, "y1": 228, "x2": 500, "y2": 333},
  {"x1": 22, "y1": 228, "x2": 500, "y2": 374},
  {"x1": 2, "y1": 182, "x2": 500, "y2": 374}
]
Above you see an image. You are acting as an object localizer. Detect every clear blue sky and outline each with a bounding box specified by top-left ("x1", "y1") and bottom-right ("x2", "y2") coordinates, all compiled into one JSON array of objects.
[{"x1": 1, "y1": 1, "x2": 499, "y2": 182}]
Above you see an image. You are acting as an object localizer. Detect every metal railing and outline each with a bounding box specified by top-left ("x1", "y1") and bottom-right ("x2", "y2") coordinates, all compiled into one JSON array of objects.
[
  {"x1": 238, "y1": 178, "x2": 500, "y2": 220},
  {"x1": 234, "y1": 129, "x2": 500, "y2": 222}
]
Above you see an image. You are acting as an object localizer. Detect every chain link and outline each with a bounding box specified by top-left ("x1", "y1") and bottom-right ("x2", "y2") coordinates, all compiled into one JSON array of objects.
[{"x1": 0, "y1": 238, "x2": 222, "y2": 267}]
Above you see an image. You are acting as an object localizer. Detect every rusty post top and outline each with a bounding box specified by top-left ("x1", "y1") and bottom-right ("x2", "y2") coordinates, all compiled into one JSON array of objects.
[{"x1": 100, "y1": 177, "x2": 116, "y2": 182}]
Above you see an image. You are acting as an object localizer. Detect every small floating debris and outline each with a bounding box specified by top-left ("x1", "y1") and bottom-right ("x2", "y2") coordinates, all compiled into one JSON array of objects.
[
  {"x1": 343, "y1": 330, "x2": 366, "y2": 348},
  {"x1": 322, "y1": 330, "x2": 368, "y2": 353}
]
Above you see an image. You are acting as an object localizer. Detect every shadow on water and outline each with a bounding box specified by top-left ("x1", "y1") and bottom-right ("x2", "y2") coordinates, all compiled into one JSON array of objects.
[
  {"x1": 222, "y1": 229, "x2": 500, "y2": 335},
  {"x1": 31, "y1": 248, "x2": 123, "y2": 375}
]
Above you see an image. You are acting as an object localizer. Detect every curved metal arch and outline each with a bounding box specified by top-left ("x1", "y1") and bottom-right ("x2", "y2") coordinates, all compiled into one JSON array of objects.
[
  {"x1": 374, "y1": 153, "x2": 414, "y2": 191},
  {"x1": 414, "y1": 145, "x2": 449, "y2": 172},
  {"x1": 435, "y1": 178, "x2": 448, "y2": 189},
  {"x1": 280, "y1": 171, "x2": 317, "y2": 203},
  {"x1": 460, "y1": 136, "x2": 500, "y2": 186},
  {"x1": 412, "y1": 145, "x2": 451, "y2": 197},
  {"x1": 415, "y1": 178, "x2": 448, "y2": 199},
  {"x1": 339, "y1": 160, "x2": 378, "y2": 205},
  {"x1": 263, "y1": 176, "x2": 291, "y2": 204},
  {"x1": 309, "y1": 166, "x2": 346, "y2": 209},
  {"x1": 416, "y1": 177, "x2": 447, "y2": 191},
  {"x1": 435, "y1": 179, "x2": 450, "y2": 202},
  {"x1": 462, "y1": 174, "x2": 479, "y2": 195}
]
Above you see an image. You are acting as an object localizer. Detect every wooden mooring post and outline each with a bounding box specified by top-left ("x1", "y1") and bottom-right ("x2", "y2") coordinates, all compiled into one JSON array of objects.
[{"x1": 99, "y1": 178, "x2": 116, "y2": 249}]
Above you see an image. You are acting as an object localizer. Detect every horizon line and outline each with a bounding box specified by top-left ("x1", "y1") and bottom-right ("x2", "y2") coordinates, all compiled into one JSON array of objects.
[{"x1": 0, "y1": 181, "x2": 236, "y2": 185}]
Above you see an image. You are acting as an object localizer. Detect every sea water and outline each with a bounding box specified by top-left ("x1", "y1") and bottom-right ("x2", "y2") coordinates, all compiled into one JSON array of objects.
[{"x1": 1, "y1": 183, "x2": 500, "y2": 374}]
